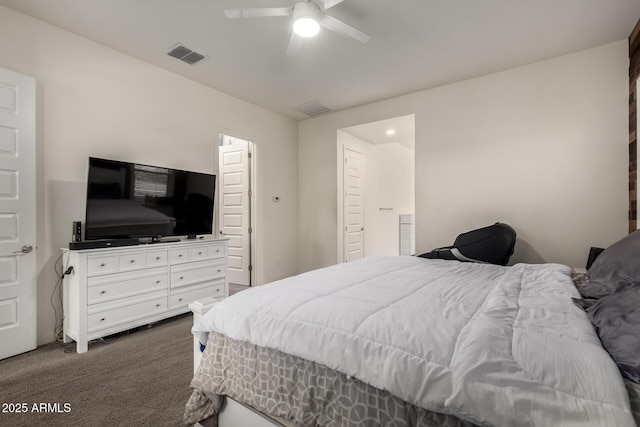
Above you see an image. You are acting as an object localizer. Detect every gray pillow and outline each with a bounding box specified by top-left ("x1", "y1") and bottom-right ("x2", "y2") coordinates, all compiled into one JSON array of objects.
[
  {"x1": 585, "y1": 285, "x2": 640, "y2": 383},
  {"x1": 583, "y1": 230, "x2": 640, "y2": 298}
]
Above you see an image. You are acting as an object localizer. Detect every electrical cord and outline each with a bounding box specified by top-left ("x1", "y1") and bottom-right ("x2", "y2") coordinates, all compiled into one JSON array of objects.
[
  {"x1": 52, "y1": 253, "x2": 63, "y2": 341},
  {"x1": 52, "y1": 252, "x2": 73, "y2": 342}
]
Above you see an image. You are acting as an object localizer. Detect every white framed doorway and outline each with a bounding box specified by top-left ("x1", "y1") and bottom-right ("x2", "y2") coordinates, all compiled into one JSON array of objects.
[
  {"x1": 218, "y1": 134, "x2": 256, "y2": 287},
  {"x1": 337, "y1": 115, "x2": 415, "y2": 263}
]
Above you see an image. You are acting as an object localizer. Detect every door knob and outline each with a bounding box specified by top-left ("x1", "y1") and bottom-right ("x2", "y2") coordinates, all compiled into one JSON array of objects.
[{"x1": 13, "y1": 245, "x2": 33, "y2": 254}]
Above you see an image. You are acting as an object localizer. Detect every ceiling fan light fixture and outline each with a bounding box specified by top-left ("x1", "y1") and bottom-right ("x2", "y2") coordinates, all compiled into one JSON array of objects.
[
  {"x1": 293, "y1": 1, "x2": 320, "y2": 37},
  {"x1": 294, "y1": 17, "x2": 320, "y2": 37}
]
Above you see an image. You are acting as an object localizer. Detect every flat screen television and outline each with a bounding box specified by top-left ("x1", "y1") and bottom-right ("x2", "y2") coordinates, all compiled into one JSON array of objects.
[{"x1": 84, "y1": 157, "x2": 216, "y2": 241}]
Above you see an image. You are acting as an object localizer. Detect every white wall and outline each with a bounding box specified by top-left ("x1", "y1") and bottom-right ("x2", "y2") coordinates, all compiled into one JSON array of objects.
[
  {"x1": 0, "y1": 6, "x2": 298, "y2": 345},
  {"x1": 300, "y1": 40, "x2": 629, "y2": 272}
]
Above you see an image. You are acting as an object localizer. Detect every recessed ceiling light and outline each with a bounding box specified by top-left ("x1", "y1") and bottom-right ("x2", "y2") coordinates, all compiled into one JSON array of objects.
[{"x1": 385, "y1": 129, "x2": 396, "y2": 135}]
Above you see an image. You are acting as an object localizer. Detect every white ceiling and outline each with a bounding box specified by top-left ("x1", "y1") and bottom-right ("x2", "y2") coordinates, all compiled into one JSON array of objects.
[
  {"x1": 341, "y1": 114, "x2": 415, "y2": 150},
  {"x1": 1, "y1": 0, "x2": 639, "y2": 122}
]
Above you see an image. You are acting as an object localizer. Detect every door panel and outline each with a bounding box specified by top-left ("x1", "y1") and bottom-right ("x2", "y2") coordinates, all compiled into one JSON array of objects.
[
  {"x1": 219, "y1": 137, "x2": 251, "y2": 286},
  {"x1": 0, "y1": 68, "x2": 36, "y2": 360},
  {"x1": 343, "y1": 147, "x2": 364, "y2": 262}
]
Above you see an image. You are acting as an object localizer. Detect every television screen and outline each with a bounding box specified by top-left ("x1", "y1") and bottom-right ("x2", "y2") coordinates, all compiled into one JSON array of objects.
[{"x1": 85, "y1": 157, "x2": 216, "y2": 240}]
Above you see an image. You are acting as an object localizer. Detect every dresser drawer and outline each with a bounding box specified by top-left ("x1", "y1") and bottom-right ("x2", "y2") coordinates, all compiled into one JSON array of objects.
[
  {"x1": 170, "y1": 281, "x2": 225, "y2": 310},
  {"x1": 118, "y1": 252, "x2": 146, "y2": 271},
  {"x1": 88, "y1": 273, "x2": 167, "y2": 304},
  {"x1": 87, "y1": 266, "x2": 167, "y2": 286},
  {"x1": 170, "y1": 248, "x2": 190, "y2": 264},
  {"x1": 146, "y1": 250, "x2": 168, "y2": 267},
  {"x1": 208, "y1": 243, "x2": 225, "y2": 259},
  {"x1": 88, "y1": 293, "x2": 167, "y2": 332},
  {"x1": 87, "y1": 255, "x2": 118, "y2": 276},
  {"x1": 189, "y1": 246, "x2": 208, "y2": 261},
  {"x1": 171, "y1": 263, "x2": 225, "y2": 289}
]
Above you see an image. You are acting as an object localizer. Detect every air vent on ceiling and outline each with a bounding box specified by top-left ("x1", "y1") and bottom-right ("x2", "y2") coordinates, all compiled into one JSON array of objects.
[
  {"x1": 167, "y1": 44, "x2": 206, "y2": 65},
  {"x1": 295, "y1": 101, "x2": 333, "y2": 118}
]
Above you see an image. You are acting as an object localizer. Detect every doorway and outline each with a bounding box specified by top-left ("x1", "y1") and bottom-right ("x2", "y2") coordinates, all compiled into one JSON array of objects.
[
  {"x1": 337, "y1": 114, "x2": 415, "y2": 263},
  {"x1": 218, "y1": 134, "x2": 255, "y2": 287}
]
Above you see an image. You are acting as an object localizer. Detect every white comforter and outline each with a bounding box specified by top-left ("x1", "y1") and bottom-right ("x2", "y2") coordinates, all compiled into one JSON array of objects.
[{"x1": 194, "y1": 256, "x2": 635, "y2": 426}]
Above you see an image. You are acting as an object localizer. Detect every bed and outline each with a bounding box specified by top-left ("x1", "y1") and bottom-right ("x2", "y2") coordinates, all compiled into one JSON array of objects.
[{"x1": 184, "y1": 245, "x2": 640, "y2": 426}]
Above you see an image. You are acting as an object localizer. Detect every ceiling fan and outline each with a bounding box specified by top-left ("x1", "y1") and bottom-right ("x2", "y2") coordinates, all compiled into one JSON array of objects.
[{"x1": 223, "y1": 0, "x2": 371, "y2": 55}]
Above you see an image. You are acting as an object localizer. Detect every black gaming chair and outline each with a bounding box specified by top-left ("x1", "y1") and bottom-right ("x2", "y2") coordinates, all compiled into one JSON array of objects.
[{"x1": 418, "y1": 222, "x2": 516, "y2": 266}]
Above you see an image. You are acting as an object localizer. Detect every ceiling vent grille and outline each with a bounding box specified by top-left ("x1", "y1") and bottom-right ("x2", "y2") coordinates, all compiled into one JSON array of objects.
[
  {"x1": 167, "y1": 45, "x2": 206, "y2": 65},
  {"x1": 295, "y1": 101, "x2": 333, "y2": 118}
]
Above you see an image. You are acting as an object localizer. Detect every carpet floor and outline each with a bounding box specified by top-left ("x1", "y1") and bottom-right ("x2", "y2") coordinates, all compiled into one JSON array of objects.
[{"x1": 0, "y1": 313, "x2": 194, "y2": 427}]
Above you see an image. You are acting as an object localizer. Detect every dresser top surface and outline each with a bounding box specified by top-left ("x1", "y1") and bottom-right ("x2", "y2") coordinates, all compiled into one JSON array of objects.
[{"x1": 62, "y1": 237, "x2": 228, "y2": 253}]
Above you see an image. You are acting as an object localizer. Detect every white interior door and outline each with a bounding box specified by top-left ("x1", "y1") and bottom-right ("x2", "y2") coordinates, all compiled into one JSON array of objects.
[
  {"x1": 0, "y1": 68, "x2": 37, "y2": 359},
  {"x1": 219, "y1": 137, "x2": 251, "y2": 286},
  {"x1": 343, "y1": 146, "x2": 364, "y2": 262}
]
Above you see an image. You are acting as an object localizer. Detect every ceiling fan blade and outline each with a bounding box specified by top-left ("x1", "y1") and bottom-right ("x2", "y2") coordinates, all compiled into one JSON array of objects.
[
  {"x1": 319, "y1": 14, "x2": 371, "y2": 44},
  {"x1": 224, "y1": 7, "x2": 292, "y2": 19},
  {"x1": 320, "y1": 0, "x2": 345, "y2": 10},
  {"x1": 286, "y1": 32, "x2": 304, "y2": 56}
]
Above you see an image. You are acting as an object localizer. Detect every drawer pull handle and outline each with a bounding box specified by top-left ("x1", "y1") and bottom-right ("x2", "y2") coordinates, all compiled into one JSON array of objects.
[
  {"x1": 130, "y1": 260, "x2": 135, "y2": 264},
  {"x1": 101, "y1": 317, "x2": 106, "y2": 322},
  {"x1": 100, "y1": 291, "x2": 106, "y2": 295},
  {"x1": 100, "y1": 263, "x2": 106, "y2": 267},
  {"x1": 217, "y1": 269, "x2": 221, "y2": 273},
  {"x1": 156, "y1": 256, "x2": 161, "y2": 260},
  {"x1": 156, "y1": 304, "x2": 161, "y2": 308},
  {"x1": 178, "y1": 298, "x2": 183, "y2": 302},
  {"x1": 198, "y1": 251, "x2": 202, "y2": 255},
  {"x1": 178, "y1": 254, "x2": 183, "y2": 258},
  {"x1": 179, "y1": 276, "x2": 184, "y2": 280},
  {"x1": 156, "y1": 280, "x2": 161, "y2": 284}
]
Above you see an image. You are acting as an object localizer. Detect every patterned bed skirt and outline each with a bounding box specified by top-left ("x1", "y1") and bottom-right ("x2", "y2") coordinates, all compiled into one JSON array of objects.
[{"x1": 183, "y1": 332, "x2": 475, "y2": 427}]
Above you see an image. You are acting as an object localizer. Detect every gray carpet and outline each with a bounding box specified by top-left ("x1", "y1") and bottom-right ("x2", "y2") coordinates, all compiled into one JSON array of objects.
[{"x1": 0, "y1": 313, "x2": 194, "y2": 427}]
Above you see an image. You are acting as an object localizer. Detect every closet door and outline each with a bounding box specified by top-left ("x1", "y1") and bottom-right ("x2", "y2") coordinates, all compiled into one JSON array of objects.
[{"x1": 0, "y1": 67, "x2": 36, "y2": 360}]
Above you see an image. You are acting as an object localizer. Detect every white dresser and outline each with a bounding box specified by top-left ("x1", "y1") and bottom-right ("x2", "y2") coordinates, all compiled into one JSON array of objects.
[{"x1": 62, "y1": 238, "x2": 228, "y2": 353}]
